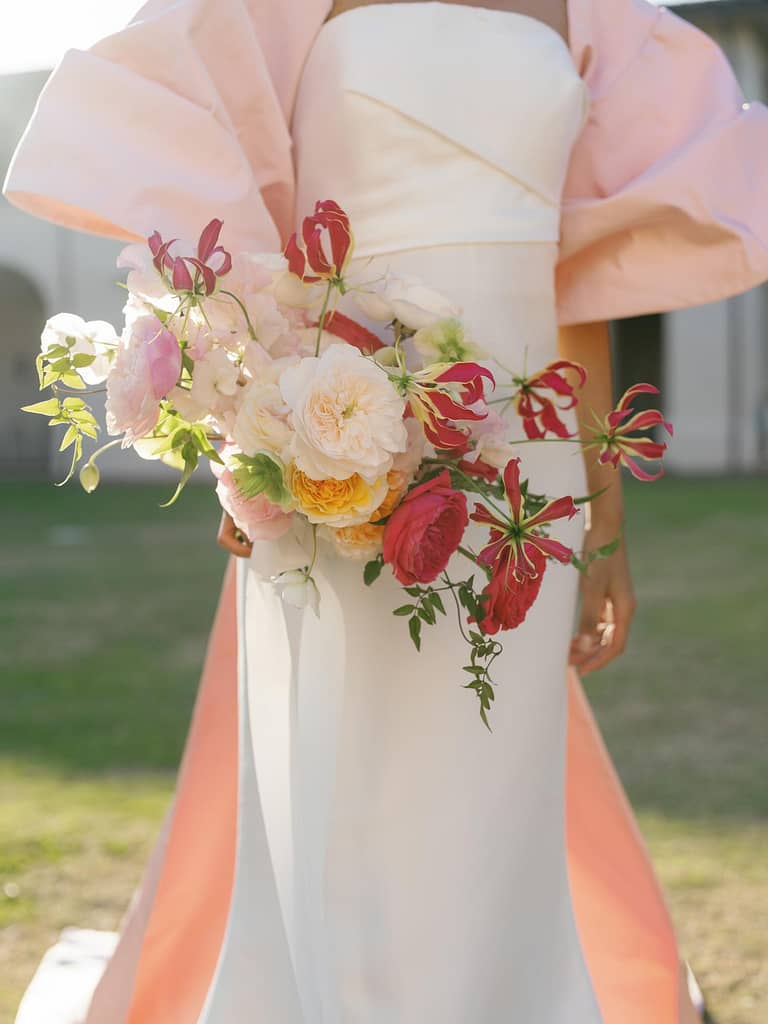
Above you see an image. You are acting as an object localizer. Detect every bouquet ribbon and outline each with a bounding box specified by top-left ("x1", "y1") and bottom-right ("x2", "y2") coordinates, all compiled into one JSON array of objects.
[{"x1": 221, "y1": 542, "x2": 345, "y2": 1020}]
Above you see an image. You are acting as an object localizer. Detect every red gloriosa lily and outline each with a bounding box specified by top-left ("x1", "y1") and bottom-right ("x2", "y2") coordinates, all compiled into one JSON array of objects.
[
  {"x1": 513, "y1": 359, "x2": 586, "y2": 440},
  {"x1": 470, "y1": 457, "x2": 578, "y2": 583},
  {"x1": 149, "y1": 219, "x2": 232, "y2": 296},
  {"x1": 284, "y1": 200, "x2": 354, "y2": 284},
  {"x1": 318, "y1": 311, "x2": 385, "y2": 355},
  {"x1": 403, "y1": 362, "x2": 495, "y2": 449},
  {"x1": 473, "y1": 546, "x2": 547, "y2": 634},
  {"x1": 591, "y1": 383, "x2": 673, "y2": 481}
]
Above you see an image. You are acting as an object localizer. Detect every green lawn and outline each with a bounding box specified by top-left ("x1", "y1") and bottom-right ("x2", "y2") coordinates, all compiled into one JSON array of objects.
[{"x1": 1, "y1": 477, "x2": 766, "y2": 1023}]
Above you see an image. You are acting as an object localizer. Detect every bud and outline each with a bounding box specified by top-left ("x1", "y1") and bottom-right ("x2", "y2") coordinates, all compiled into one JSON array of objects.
[{"x1": 79, "y1": 461, "x2": 100, "y2": 493}]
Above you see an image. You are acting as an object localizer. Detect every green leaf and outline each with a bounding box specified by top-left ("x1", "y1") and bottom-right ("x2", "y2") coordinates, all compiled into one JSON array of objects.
[
  {"x1": 44, "y1": 343, "x2": 70, "y2": 359},
  {"x1": 58, "y1": 424, "x2": 79, "y2": 452},
  {"x1": 21, "y1": 397, "x2": 61, "y2": 417},
  {"x1": 363, "y1": 558, "x2": 383, "y2": 586},
  {"x1": 393, "y1": 604, "x2": 415, "y2": 616},
  {"x1": 594, "y1": 535, "x2": 621, "y2": 558},
  {"x1": 408, "y1": 615, "x2": 422, "y2": 651},
  {"x1": 404, "y1": 586, "x2": 422, "y2": 598},
  {"x1": 429, "y1": 592, "x2": 446, "y2": 616},
  {"x1": 231, "y1": 452, "x2": 292, "y2": 508},
  {"x1": 160, "y1": 444, "x2": 199, "y2": 508},
  {"x1": 71, "y1": 352, "x2": 96, "y2": 368},
  {"x1": 418, "y1": 603, "x2": 436, "y2": 625},
  {"x1": 55, "y1": 435, "x2": 83, "y2": 487}
]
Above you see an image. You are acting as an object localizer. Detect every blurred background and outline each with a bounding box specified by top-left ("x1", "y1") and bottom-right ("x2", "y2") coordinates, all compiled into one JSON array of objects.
[{"x1": 1, "y1": 2, "x2": 767, "y2": 1022}]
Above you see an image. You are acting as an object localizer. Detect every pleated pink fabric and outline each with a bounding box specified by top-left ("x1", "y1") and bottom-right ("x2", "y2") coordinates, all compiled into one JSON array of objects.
[
  {"x1": 5, "y1": 1, "x2": 768, "y2": 1020},
  {"x1": 6, "y1": 0, "x2": 768, "y2": 324},
  {"x1": 558, "y1": 0, "x2": 768, "y2": 323}
]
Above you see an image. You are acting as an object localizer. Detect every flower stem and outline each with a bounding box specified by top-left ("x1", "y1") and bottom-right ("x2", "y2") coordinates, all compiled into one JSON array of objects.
[
  {"x1": 219, "y1": 290, "x2": 258, "y2": 341},
  {"x1": 84, "y1": 437, "x2": 124, "y2": 464},
  {"x1": 315, "y1": 281, "x2": 334, "y2": 357}
]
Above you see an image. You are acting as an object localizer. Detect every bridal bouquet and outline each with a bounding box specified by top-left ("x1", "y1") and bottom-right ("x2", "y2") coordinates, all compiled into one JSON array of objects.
[{"x1": 25, "y1": 200, "x2": 672, "y2": 726}]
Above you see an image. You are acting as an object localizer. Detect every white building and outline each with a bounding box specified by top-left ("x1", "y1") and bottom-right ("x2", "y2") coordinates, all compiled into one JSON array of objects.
[
  {"x1": 612, "y1": 0, "x2": 768, "y2": 474},
  {"x1": 0, "y1": 0, "x2": 766, "y2": 480}
]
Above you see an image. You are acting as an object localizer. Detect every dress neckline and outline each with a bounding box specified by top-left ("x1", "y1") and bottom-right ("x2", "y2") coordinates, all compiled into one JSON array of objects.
[{"x1": 321, "y1": 2, "x2": 571, "y2": 57}]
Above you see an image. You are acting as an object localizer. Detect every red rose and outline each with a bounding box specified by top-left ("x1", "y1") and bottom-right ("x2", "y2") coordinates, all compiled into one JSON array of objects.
[
  {"x1": 383, "y1": 470, "x2": 468, "y2": 585},
  {"x1": 475, "y1": 547, "x2": 546, "y2": 635}
]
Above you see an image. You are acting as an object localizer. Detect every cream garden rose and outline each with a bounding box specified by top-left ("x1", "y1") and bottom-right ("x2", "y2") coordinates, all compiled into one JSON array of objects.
[
  {"x1": 280, "y1": 343, "x2": 407, "y2": 482},
  {"x1": 232, "y1": 381, "x2": 292, "y2": 458}
]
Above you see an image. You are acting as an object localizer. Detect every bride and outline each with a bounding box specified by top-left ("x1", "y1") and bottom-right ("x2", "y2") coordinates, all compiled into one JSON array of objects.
[{"x1": 6, "y1": 0, "x2": 767, "y2": 1021}]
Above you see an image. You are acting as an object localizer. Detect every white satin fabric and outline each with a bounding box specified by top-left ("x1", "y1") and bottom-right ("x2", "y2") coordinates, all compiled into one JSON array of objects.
[{"x1": 206, "y1": 5, "x2": 601, "y2": 1022}]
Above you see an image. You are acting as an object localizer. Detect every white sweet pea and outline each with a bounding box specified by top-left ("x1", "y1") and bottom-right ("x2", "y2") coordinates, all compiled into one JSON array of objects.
[
  {"x1": 463, "y1": 411, "x2": 519, "y2": 470},
  {"x1": 41, "y1": 313, "x2": 118, "y2": 386},
  {"x1": 280, "y1": 343, "x2": 407, "y2": 482},
  {"x1": 271, "y1": 568, "x2": 320, "y2": 615},
  {"x1": 117, "y1": 242, "x2": 177, "y2": 314},
  {"x1": 202, "y1": 255, "x2": 290, "y2": 350},
  {"x1": 169, "y1": 345, "x2": 241, "y2": 426},
  {"x1": 353, "y1": 271, "x2": 462, "y2": 331}
]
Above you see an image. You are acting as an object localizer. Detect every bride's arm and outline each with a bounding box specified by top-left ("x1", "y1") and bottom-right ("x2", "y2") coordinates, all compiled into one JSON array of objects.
[
  {"x1": 558, "y1": 320, "x2": 636, "y2": 673},
  {"x1": 218, "y1": 513, "x2": 254, "y2": 559}
]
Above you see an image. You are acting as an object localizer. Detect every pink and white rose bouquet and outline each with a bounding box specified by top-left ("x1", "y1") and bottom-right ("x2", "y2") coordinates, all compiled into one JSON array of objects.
[{"x1": 25, "y1": 200, "x2": 672, "y2": 726}]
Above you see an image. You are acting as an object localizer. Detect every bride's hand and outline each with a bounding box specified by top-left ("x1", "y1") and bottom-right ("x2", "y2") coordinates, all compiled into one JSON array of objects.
[
  {"x1": 217, "y1": 511, "x2": 253, "y2": 559},
  {"x1": 569, "y1": 531, "x2": 636, "y2": 674}
]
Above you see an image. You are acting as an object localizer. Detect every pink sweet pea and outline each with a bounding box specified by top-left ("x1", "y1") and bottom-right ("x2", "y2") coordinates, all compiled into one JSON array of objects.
[
  {"x1": 149, "y1": 218, "x2": 232, "y2": 296},
  {"x1": 105, "y1": 316, "x2": 182, "y2": 445},
  {"x1": 512, "y1": 360, "x2": 587, "y2": 439},
  {"x1": 402, "y1": 362, "x2": 495, "y2": 449},
  {"x1": 590, "y1": 383, "x2": 673, "y2": 481},
  {"x1": 284, "y1": 200, "x2": 354, "y2": 284},
  {"x1": 470, "y1": 457, "x2": 578, "y2": 583}
]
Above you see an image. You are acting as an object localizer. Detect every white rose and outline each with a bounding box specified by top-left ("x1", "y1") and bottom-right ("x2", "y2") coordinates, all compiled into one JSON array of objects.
[
  {"x1": 353, "y1": 271, "x2": 462, "y2": 331},
  {"x1": 280, "y1": 344, "x2": 407, "y2": 482},
  {"x1": 232, "y1": 381, "x2": 293, "y2": 458},
  {"x1": 41, "y1": 313, "x2": 118, "y2": 385}
]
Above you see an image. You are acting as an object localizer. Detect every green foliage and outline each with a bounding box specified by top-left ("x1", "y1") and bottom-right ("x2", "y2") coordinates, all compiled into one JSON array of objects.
[
  {"x1": 230, "y1": 452, "x2": 292, "y2": 508},
  {"x1": 363, "y1": 555, "x2": 384, "y2": 586}
]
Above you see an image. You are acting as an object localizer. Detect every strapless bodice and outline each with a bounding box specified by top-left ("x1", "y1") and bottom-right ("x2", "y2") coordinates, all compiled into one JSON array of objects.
[{"x1": 292, "y1": 2, "x2": 590, "y2": 256}]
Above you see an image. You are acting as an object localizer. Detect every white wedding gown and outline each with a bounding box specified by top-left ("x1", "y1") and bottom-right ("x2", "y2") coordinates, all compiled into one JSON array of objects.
[{"x1": 199, "y1": 5, "x2": 601, "y2": 1022}]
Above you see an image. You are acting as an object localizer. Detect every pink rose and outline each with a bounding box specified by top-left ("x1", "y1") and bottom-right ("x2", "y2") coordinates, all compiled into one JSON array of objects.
[
  {"x1": 211, "y1": 452, "x2": 293, "y2": 543},
  {"x1": 383, "y1": 470, "x2": 468, "y2": 585},
  {"x1": 106, "y1": 316, "x2": 181, "y2": 445}
]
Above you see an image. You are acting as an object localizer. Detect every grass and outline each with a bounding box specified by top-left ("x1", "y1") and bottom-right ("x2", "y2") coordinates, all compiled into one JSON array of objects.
[{"x1": 1, "y1": 477, "x2": 766, "y2": 1022}]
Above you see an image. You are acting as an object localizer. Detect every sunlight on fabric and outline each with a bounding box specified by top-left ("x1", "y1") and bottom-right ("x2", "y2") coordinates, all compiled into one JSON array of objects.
[{"x1": 0, "y1": 0, "x2": 144, "y2": 74}]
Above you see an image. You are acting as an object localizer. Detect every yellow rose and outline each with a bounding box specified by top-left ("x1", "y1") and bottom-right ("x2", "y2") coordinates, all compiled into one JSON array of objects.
[
  {"x1": 289, "y1": 465, "x2": 388, "y2": 527},
  {"x1": 328, "y1": 470, "x2": 410, "y2": 559}
]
